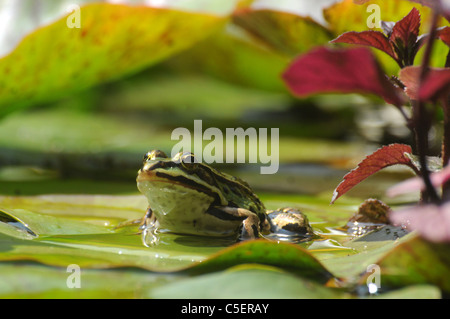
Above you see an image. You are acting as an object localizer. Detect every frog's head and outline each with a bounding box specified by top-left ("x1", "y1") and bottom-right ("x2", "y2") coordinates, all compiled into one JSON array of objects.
[{"x1": 136, "y1": 150, "x2": 227, "y2": 215}]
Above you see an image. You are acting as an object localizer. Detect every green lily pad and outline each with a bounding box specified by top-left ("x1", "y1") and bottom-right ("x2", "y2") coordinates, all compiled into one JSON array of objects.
[
  {"x1": 359, "y1": 234, "x2": 450, "y2": 293},
  {"x1": 0, "y1": 262, "x2": 177, "y2": 298},
  {"x1": 151, "y1": 265, "x2": 347, "y2": 299},
  {"x1": 0, "y1": 207, "x2": 113, "y2": 238},
  {"x1": 186, "y1": 240, "x2": 334, "y2": 283},
  {"x1": 0, "y1": 3, "x2": 226, "y2": 115}
]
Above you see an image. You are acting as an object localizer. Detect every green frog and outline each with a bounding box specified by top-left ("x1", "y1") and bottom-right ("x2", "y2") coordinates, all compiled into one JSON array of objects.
[{"x1": 136, "y1": 150, "x2": 313, "y2": 246}]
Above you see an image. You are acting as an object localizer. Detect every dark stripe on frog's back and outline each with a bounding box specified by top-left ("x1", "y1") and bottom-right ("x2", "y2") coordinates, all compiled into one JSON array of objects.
[{"x1": 154, "y1": 171, "x2": 222, "y2": 205}]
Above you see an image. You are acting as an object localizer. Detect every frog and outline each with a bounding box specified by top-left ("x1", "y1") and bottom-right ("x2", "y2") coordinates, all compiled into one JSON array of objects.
[{"x1": 135, "y1": 150, "x2": 313, "y2": 246}]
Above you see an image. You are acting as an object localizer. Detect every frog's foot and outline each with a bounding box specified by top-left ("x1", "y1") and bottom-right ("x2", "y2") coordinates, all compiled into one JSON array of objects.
[
  {"x1": 268, "y1": 207, "x2": 314, "y2": 240},
  {"x1": 114, "y1": 218, "x2": 143, "y2": 230},
  {"x1": 212, "y1": 206, "x2": 262, "y2": 240},
  {"x1": 139, "y1": 207, "x2": 160, "y2": 247}
]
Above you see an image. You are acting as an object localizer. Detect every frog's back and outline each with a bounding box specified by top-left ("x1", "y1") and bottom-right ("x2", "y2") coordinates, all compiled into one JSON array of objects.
[{"x1": 203, "y1": 164, "x2": 266, "y2": 217}]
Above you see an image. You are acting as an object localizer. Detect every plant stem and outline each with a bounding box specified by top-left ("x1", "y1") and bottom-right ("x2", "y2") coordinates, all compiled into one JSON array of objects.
[
  {"x1": 412, "y1": 100, "x2": 440, "y2": 203},
  {"x1": 413, "y1": 11, "x2": 440, "y2": 203}
]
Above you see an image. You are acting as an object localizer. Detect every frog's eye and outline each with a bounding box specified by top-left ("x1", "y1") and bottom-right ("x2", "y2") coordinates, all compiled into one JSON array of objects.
[
  {"x1": 144, "y1": 150, "x2": 167, "y2": 162},
  {"x1": 180, "y1": 152, "x2": 198, "y2": 170}
]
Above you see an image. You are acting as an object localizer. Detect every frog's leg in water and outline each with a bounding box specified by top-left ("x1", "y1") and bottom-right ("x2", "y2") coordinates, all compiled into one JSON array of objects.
[
  {"x1": 114, "y1": 207, "x2": 156, "y2": 231},
  {"x1": 139, "y1": 207, "x2": 161, "y2": 247},
  {"x1": 208, "y1": 206, "x2": 262, "y2": 239}
]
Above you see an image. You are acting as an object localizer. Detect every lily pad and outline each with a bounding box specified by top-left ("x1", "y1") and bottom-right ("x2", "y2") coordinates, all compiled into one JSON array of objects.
[
  {"x1": 151, "y1": 265, "x2": 347, "y2": 299},
  {"x1": 0, "y1": 3, "x2": 226, "y2": 115},
  {"x1": 358, "y1": 234, "x2": 450, "y2": 293},
  {"x1": 0, "y1": 262, "x2": 177, "y2": 298},
  {"x1": 185, "y1": 240, "x2": 334, "y2": 283}
]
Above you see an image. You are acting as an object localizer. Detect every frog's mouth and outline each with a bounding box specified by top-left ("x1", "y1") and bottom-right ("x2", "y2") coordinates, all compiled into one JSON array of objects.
[{"x1": 137, "y1": 170, "x2": 221, "y2": 203}]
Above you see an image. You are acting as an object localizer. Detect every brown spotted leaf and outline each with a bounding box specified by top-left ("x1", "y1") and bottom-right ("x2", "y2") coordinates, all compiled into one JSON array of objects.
[{"x1": 331, "y1": 144, "x2": 414, "y2": 204}]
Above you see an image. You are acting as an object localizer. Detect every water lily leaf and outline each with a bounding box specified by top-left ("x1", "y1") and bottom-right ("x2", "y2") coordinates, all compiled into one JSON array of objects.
[
  {"x1": 151, "y1": 266, "x2": 347, "y2": 299},
  {"x1": 0, "y1": 3, "x2": 226, "y2": 115},
  {"x1": 185, "y1": 240, "x2": 334, "y2": 283},
  {"x1": 371, "y1": 284, "x2": 441, "y2": 299},
  {"x1": 358, "y1": 234, "x2": 450, "y2": 293},
  {"x1": 232, "y1": 8, "x2": 333, "y2": 56},
  {"x1": 0, "y1": 262, "x2": 177, "y2": 298},
  {"x1": 167, "y1": 8, "x2": 332, "y2": 91},
  {"x1": 0, "y1": 207, "x2": 112, "y2": 238},
  {"x1": 166, "y1": 29, "x2": 289, "y2": 92}
]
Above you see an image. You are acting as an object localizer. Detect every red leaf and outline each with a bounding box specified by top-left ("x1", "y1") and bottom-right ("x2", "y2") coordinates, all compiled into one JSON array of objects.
[
  {"x1": 390, "y1": 7, "x2": 421, "y2": 47},
  {"x1": 331, "y1": 31, "x2": 397, "y2": 61},
  {"x1": 331, "y1": 144, "x2": 414, "y2": 204},
  {"x1": 398, "y1": 66, "x2": 421, "y2": 99},
  {"x1": 399, "y1": 66, "x2": 450, "y2": 101},
  {"x1": 437, "y1": 26, "x2": 450, "y2": 46},
  {"x1": 419, "y1": 67, "x2": 450, "y2": 101},
  {"x1": 282, "y1": 46, "x2": 406, "y2": 106}
]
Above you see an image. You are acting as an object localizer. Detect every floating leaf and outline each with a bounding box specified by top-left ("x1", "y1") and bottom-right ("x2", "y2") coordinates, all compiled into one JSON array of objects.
[
  {"x1": 358, "y1": 235, "x2": 450, "y2": 292},
  {"x1": 0, "y1": 207, "x2": 112, "y2": 238},
  {"x1": 0, "y1": 262, "x2": 177, "y2": 298},
  {"x1": 282, "y1": 46, "x2": 406, "y2": 107},
  {"x1": 0, "y1": 3, "x2": 226, "y2": 115},
  {"x1": 186, "y1": 240, "x2": 334, "y2": 283},
  {"x1": 331, "y1": 144, "x2": 414, "y2": 204},
  {"x1": 151, "y1": 266, "x2": 346, "y2": 299}
]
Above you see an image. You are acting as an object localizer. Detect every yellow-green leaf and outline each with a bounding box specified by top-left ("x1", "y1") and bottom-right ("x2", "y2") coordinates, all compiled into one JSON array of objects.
[
  {"x1": 232, "y1": 9, "x2": 333, "y2": 57},
  {"x1": 0, "y1": 3, "x2": 226, "y2": 115}
]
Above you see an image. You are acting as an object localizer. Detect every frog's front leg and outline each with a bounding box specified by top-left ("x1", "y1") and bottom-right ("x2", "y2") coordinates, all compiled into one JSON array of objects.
[
  {"x1": 139, "y1": 207, "x2": 160, "y2": 247},
  {"x1": 209, "y1": 206, "x2": 262, "y2": 239}
]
